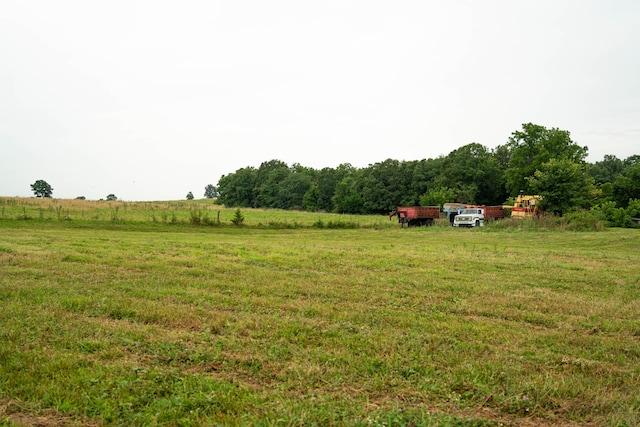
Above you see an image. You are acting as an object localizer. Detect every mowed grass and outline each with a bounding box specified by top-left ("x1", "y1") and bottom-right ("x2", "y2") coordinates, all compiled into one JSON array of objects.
[{"x1": 0, "y1": 203, "x2": 639, "y2": 426}]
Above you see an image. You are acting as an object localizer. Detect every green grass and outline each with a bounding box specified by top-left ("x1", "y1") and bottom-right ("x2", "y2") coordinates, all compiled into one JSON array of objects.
[
  {"x1": 0, "y1": 199, "x2": 639, "y2": 426},
  {"x1": 0, "y1": 197, "x2": 391, "y2": 229}
]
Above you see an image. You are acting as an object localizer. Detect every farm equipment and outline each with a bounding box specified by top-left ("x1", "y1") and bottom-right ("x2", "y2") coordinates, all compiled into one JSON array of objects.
[
  {"x1": 443, "y1": 203, "x2": 467, "y2": 224},
  {"x1": 511, "y1": 193, "x2": 542, "y2": 218},
  {"x1": 453, "y1": 205, "x2": 505, "y2": 227},
  {"x1": 390, "y1": 206, "x2": 440, "y2": 227}
]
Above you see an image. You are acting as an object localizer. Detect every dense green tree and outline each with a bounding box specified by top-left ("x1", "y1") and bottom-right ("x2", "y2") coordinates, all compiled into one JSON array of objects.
[
  {"x1": 395, "y1": 160, "x2": 423, "y2": 206},
  {"x1": 492, "y1": 144, "x2": 512, "y2": 171},
  {"x1": 612, "y1": 163, "x2": 640, "y2": 208},
  {"x1": 594, "y1": 182, "x2": 615, "y2": 204},
  {"x1": 332, "y1": 175, "x2": 364, "y2": 214},
  {"x1": 106, "y1": 194, "x2": 117, "y2": 201},
  {"x1": 419, "y1": 187, "x2": 456, "y2": 208},
  {"x1": 504, "y1": 123, "x2": 588, "y2": 196},
  {"x1": 435, "y1": 143, "x2": 506, "y2": 205},
  {"x1": 592, "y1": 199, "x2": 640, "y2": 228},
  {"x1": 314, "y1": 167, "x2": 340, "y2": 211},
  {"x1": 456, "y1": 184, "x2": 481, "y2": 205},
  {"x1": 587, "y1": 154, "x2": 624, "y2": 185},
  {"x1": 204, "y1": 184, "x2": 218, "y2": 199},
  {"x1": 527, "y1": 159, "x2": 594, "y2": 216},
  {"x1": 302, "y1": 184, "x2": 321, "y2": 212},
  {"x1": 409, "y1": 158, "x2": 444, "y2": 203},
  {"x1": 30, "y1": 180, "x2": 53, "y2": 198},
  {"x1": 302, "y1": 164, "x2": 357, "y2": 212},
  {"x1": 290, "y1": 162, "x2": 316, "y2": 177},
  {"x1": 253, "y1": 160, "x2": 290, "y2": 208},
  {"x1": 212, "y1": 127, "x2": 635, "y2": 217},
  {"x1": 278, "y1": 172, "x2": 312, "y2": 209},
  {"x1": 186, "y1": 191, "x2": 194, "y2": 200},
  {"x1": 217, "y1": 167, "x2": 257, "y2": 207},
  {"x1": 359, "y1": 159, "x2": 408, "y2": 214},
  {"x1": 626, "y1": 199, "x2": 640, "y2": 222},
  {"x1": 623, "y1": 155, "x2": 640, "y2": 168}
]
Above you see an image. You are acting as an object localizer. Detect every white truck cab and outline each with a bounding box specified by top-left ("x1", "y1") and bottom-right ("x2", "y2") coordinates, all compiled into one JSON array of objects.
[{"x1": 453, "y1": 208, "x2": 485, "y2": 227}]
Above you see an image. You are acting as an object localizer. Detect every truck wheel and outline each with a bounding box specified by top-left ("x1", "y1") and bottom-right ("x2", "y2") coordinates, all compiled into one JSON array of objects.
[{"x1": 475, "y1": 220, "x2": 480, "y2": 227}]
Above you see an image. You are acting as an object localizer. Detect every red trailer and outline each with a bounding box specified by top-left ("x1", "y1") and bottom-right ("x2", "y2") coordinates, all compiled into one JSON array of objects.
[
  {"x1": 469, "y1": 205, "x2": 505, "y2": 220},
  {"x1": 389, "y1": 206, "x2": 440, "y2": 227}
]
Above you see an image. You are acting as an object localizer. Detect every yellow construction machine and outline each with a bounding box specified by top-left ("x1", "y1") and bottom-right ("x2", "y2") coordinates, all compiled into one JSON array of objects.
[{"x1": 510, "y1": 192, "x2": 542, "y2": 218}]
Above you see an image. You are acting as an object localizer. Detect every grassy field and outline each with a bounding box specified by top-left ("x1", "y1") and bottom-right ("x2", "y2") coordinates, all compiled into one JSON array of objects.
[
  {"x1": 0, "y1": 197, "x2": 392, "y2": 229},
  {"x1": 0, "y1": 198, "x2": 639, "y2": 426}
]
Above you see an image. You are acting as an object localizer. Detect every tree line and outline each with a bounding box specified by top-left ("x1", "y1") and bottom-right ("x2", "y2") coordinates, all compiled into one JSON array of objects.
[{"x1": 216, "y1": 123, "x2": 640, "y2": 219}]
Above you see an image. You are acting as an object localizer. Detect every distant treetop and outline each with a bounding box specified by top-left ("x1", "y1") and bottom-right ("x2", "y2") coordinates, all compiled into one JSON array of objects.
[{"x1": 31, "y1": 180, "x2": 53, "y2": 198}]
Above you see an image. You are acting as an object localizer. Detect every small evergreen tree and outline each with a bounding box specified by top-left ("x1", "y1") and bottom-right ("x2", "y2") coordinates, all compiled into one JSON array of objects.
[
  {"x1": 186, "y1": 191, "x2": 194, "y2": 200},
  {"x1": 231, "y1": 208, "x2": 245, "y2": 226}
]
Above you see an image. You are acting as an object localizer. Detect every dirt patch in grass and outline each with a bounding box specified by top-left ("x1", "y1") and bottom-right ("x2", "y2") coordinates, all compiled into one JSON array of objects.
[{"x1": 0, "y1": 399, "x2": 102, "y2": 427}]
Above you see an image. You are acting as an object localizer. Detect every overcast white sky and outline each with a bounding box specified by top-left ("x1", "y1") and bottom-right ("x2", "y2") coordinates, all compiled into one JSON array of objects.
[{"x1": 1, "y1": 1, "x2": 639, "y2": 201}]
